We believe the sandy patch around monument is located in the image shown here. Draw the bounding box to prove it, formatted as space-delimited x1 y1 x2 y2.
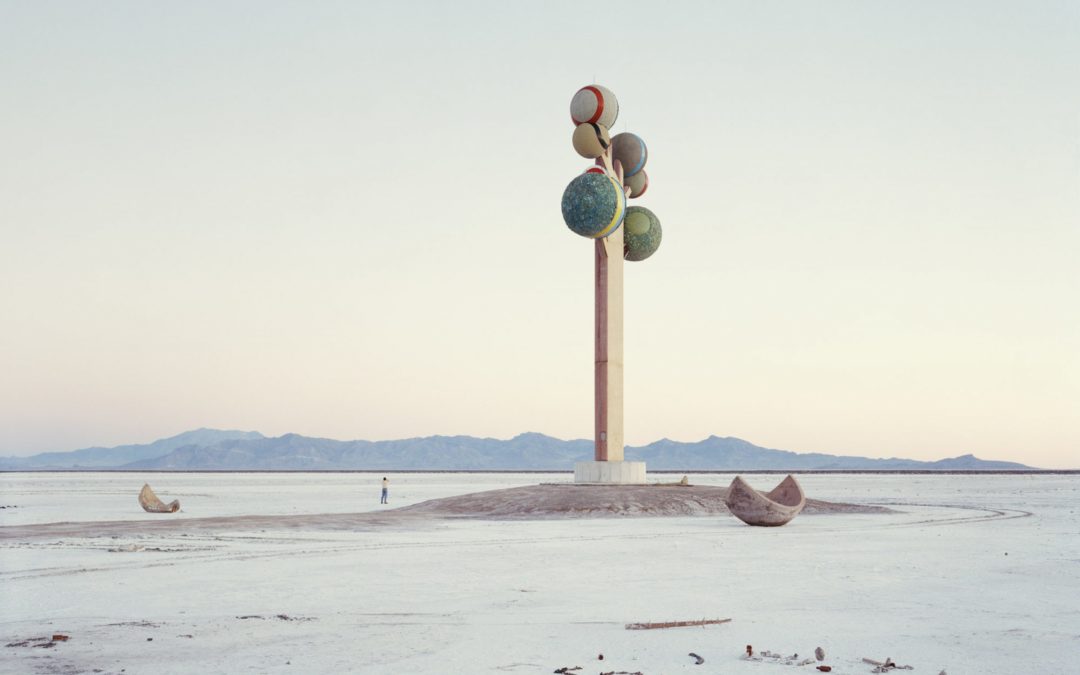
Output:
396 483 891 518
0 483 890 541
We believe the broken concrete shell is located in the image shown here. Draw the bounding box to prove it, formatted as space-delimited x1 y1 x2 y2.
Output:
138 483 180 513
724 474 806 527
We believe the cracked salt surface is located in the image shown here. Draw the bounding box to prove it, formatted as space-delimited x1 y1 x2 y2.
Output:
1 472 1077 674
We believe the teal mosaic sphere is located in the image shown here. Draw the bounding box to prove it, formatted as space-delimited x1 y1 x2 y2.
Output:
561 172 627 239
623 206 662 261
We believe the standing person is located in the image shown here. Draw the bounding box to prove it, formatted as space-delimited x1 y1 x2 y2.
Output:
380 477 389 504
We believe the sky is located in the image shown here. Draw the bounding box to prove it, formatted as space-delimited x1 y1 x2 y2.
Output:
1 1 1077 468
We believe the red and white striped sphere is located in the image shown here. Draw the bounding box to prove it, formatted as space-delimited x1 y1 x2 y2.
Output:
570 85 619 129
583 165 607 175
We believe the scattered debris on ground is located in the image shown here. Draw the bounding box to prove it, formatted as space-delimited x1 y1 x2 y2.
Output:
739 644 928 672
689 652 704 664
106 544 194 553
235 614 314 622
6 637 54 648
651 476 692 487
109 544 145 553
863 657 913 672
744 647 832 668
625 617 731 630
6 635 70 649
553 667 581 674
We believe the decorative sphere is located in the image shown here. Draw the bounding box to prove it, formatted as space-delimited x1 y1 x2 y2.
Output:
624 169 648 198
623 206 662 261
611 132 647 177
583 165 606 175
561 172 627 239
572 122 610 159
570 85 619 128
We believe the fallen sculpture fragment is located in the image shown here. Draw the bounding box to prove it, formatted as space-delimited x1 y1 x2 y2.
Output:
724 474 805 526
688 652 704 665
138 483 180 513
625 618 731 630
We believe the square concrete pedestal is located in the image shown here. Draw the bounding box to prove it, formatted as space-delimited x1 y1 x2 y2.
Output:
574 461 647 484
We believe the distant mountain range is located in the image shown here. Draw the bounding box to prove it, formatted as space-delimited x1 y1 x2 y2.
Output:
0 428 1037 471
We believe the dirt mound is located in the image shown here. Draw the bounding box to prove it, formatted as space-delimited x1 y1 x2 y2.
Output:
398 483 892 519
0 483 892 541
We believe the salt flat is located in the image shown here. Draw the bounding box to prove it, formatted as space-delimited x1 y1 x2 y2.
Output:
1 472 1078 674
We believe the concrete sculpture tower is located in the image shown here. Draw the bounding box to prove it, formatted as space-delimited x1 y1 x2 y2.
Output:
561 85 663 484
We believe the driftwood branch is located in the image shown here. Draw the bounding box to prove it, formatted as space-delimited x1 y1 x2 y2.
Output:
624 618 731 630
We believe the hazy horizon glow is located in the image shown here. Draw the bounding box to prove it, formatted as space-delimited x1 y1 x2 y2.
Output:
1 1 1077 468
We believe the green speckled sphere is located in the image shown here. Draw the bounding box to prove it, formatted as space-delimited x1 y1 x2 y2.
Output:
623 206 662 261
561 172 627 239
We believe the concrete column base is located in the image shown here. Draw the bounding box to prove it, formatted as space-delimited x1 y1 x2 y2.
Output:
574 461 647 484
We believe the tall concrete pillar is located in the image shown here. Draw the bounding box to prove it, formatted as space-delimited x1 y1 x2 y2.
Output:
575 224 645 484
594 231 624 461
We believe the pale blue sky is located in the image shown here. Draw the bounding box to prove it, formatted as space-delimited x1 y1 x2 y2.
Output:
1 1 1077 467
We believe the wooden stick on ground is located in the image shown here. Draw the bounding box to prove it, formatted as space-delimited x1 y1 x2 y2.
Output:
625 618 731 630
